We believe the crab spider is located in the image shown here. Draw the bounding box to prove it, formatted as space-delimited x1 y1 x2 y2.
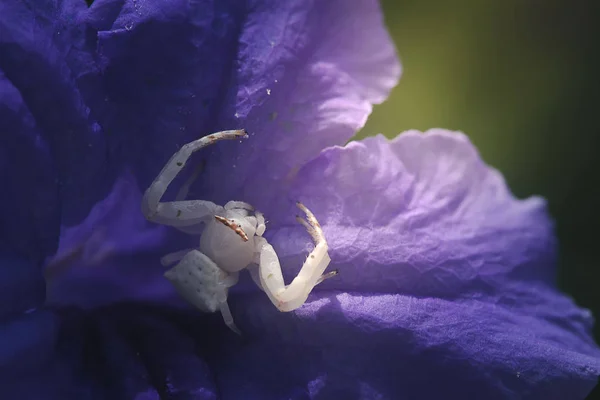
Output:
141 130 337 334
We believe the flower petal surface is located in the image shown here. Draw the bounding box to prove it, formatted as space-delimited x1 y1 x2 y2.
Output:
0 0 112 229
2 305 218 400
81 0 400 211
219 130 600 399
45 0 401 308
0 1 85 384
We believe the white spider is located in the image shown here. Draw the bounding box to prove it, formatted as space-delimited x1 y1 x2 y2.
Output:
141 129 337 334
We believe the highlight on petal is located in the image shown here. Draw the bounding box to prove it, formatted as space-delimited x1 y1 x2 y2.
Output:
220 129 600 399
202 0 402 209
274 129 556 296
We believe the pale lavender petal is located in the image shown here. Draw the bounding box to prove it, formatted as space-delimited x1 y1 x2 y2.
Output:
216 129 600 398
271 130 555 296
198 0 401 212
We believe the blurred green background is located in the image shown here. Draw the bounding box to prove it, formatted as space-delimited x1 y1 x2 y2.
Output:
363 0 599 381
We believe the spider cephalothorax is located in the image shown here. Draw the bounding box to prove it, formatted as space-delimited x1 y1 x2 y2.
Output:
141 130 337 333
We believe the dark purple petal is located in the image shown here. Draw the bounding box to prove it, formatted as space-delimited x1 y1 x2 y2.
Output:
0 0 112 229
0 72 56 318
0 5 67 385
0 70 59 265
3 305 219 399
0 309 58 382
45 172 178 308
82 0 240 189
0 255 46 319
0 76 57 382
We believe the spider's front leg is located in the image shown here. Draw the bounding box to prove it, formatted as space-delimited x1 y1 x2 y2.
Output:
141 130 247 227
255 202 337 312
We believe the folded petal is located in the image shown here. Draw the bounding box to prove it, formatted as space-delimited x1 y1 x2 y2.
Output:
45 172 180 308
217 129 600 398
272 130 556 296
200 0 402 210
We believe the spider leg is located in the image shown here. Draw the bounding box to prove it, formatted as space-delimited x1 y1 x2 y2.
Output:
170 162 207 234
175 162 205 201
217 270 242 335
254 202 334 312
219 301 242 335
142 130 247 227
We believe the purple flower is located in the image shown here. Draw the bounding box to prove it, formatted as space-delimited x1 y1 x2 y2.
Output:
1 0 599 399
